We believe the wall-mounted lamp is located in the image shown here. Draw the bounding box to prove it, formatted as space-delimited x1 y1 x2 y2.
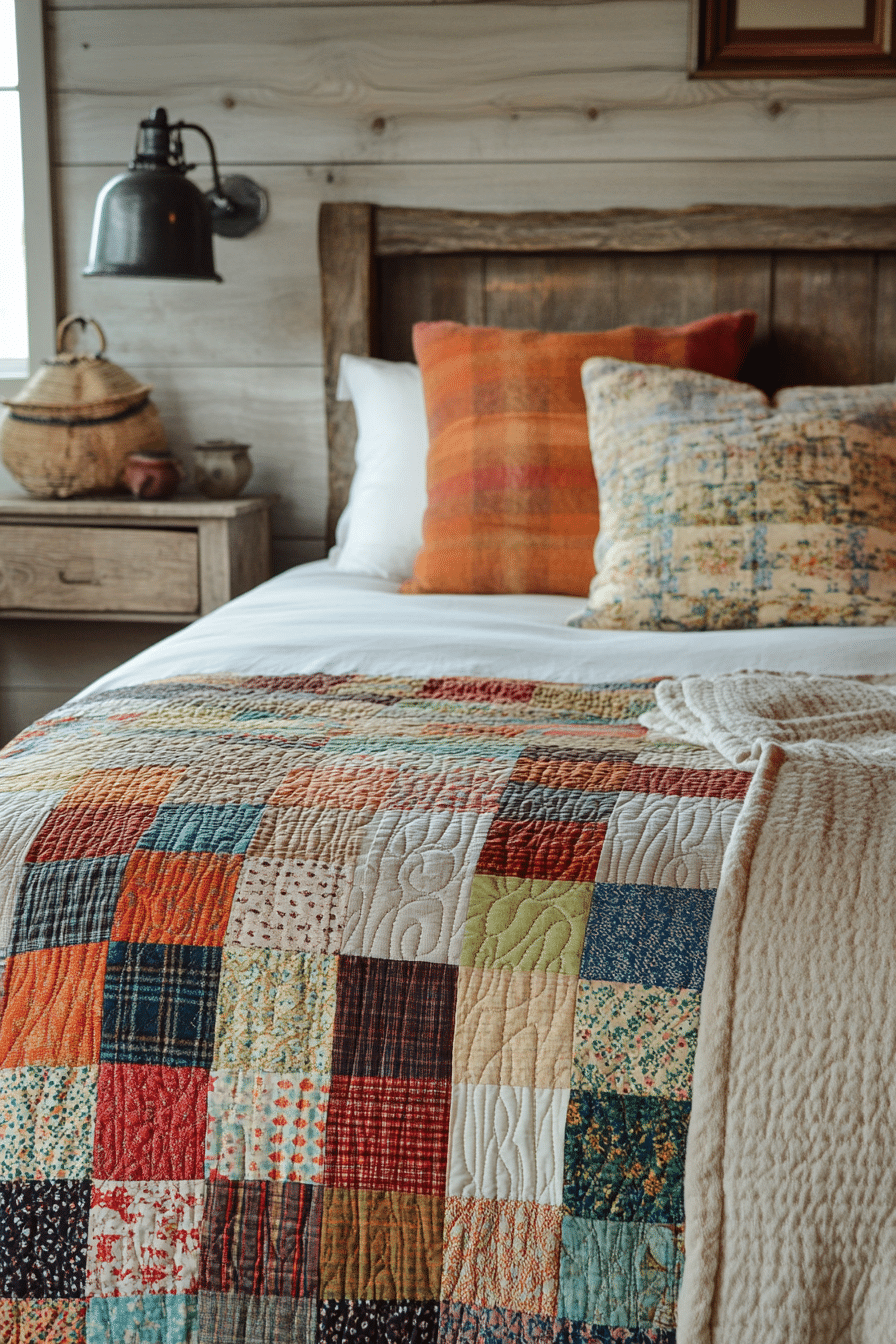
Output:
83 107 268 283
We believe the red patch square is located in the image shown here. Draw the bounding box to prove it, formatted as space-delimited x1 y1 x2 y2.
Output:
325 1075 450 1196
623 763 752 801
110 850 241 946
93 1063 208 1180
26 803 158 863
477 818 607 884
419 677 537 704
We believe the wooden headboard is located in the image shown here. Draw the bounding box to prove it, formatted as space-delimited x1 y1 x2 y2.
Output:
318 202 896 546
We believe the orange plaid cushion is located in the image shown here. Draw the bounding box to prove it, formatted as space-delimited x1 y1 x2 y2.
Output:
404 314 756 596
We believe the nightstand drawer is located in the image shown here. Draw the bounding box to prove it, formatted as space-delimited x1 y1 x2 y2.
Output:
0 524 199 614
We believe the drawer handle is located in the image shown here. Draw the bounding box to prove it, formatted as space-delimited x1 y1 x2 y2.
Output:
59 568 96 585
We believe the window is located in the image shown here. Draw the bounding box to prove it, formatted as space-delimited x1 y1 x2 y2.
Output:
1 0 55 399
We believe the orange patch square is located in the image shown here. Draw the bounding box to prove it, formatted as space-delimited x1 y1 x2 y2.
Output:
110 850 241 946
0 943 106 1066
0 1298 87 1343
60 766 184 810
269 761 402 811
442 1195 562 1318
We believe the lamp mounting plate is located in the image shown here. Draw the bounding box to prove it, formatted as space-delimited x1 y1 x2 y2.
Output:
208 175 269 239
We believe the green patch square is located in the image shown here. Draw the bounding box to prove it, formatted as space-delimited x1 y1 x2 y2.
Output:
573 980 700 1101
558 1215 683 1329
563 1091 688 1224
213 947 338 1074
460 876 593 976
0 1065 97 1180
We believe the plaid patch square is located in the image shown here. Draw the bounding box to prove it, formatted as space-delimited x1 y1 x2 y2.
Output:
461 876 592 976
477 819 607 885
0 943 106 1067
325 1075 450 1196
442 1196 562 1317
26 803 158 864
0 1066 97 1180
86 1179 204 1297
331 957 457 1081
213 949 337 1075
563 1092 689 1223
101 942 222 1069
341 809 492 965
452 967 577 1089
0 1298 88 1343
85 1294 196 1344
580 884 715 991
11 856 129 954
198 1293 317 1344
573 980 700 1100
225 856 351 954
0 1179 90 1298
318 1300 438 1344
0 789 65 953
137 802 265 856
319 1188 443 1300
93 1064 208 1180
201 1178 322 1296
558 1216 683 1330
448 1085 568 1206
205 1070 329 1184
110 850 241 947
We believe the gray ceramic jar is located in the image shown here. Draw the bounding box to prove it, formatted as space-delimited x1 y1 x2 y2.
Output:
193 440 253 498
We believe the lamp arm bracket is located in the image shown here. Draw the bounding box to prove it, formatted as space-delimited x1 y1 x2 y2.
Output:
171 121 229 205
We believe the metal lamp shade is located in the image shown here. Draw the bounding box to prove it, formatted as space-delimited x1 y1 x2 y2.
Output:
83 167 222 282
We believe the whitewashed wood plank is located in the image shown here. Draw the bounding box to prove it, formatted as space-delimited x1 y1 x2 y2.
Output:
54 4 896 165
52 0 671 7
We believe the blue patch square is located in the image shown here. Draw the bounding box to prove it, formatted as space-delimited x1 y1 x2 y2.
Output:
101 941 222 1068
563 1091 688 1224
580 882 715 990
557 1216 683 1329
11 855 130 954
137 802 265 856
86 1292 198 1343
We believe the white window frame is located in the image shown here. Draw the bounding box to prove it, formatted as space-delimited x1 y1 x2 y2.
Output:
1 0 56 401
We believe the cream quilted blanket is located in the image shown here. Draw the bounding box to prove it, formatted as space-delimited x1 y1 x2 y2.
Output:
645 672 896 1342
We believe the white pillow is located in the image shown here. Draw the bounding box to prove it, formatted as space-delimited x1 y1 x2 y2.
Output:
331 354 429 581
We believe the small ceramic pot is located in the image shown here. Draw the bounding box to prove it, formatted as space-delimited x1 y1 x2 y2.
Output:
193 440 253 499
122 452 183 499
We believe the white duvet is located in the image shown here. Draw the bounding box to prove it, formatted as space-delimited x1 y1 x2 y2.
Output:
82 560 896 696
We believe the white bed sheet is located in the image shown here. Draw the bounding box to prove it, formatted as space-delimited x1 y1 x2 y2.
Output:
79 560 896 696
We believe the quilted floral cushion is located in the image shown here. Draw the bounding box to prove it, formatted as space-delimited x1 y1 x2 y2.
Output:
570 360 896 630
403 314 756 597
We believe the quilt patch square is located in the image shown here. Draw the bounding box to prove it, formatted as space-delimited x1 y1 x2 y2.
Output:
101 942 222 1070
319 1188 443 1301
448 1084 568 1207
137 802 265 857
110 850 241 947
93 1064 208 1181
26 804 158 865
0 1178 91 1299
205 1070 329 1184
85 1293 196 1344
317 1300 438 1344
573 980 700 1100
461 877 592 977
12 856 129 954
0 788 65 953
0 1065 97 1180
331 957 457 1081
225 856 351 954
201 1178 321 1297
476 819 607 885
0 1297 88 1343
325 1075 450 1196
247 805 372 870
60 766 184 810
198 1292 317 1344
341 809 492 964
86 1179 204 1297
452 966 577 1089
558 1216 683 1331
213 948 337 1075
595 793 741 892
563 1092 688 1224
509 747 638 793
496 782 618 826
441 1196 563 1317
580 884 715 991
0 943 106 1067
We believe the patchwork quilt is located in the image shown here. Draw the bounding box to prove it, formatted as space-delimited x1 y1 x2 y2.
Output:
0 672 750 1344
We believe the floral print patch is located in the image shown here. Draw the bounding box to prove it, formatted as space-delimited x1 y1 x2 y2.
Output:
0 1065 97 1179
213 948 338 1074
0 1297 88 1343
441 1196 563 1317
573 981 699 1100
205 1069 329 1183
85 1180 204 1297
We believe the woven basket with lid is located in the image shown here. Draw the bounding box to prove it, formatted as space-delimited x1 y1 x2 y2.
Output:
0 315 167 497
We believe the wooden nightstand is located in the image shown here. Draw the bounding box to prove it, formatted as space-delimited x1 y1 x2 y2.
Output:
0 495 275 624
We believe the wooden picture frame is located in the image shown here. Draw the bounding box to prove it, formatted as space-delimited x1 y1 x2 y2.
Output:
690 0 896 76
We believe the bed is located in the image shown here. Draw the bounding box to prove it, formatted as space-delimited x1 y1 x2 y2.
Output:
2 201 896 1344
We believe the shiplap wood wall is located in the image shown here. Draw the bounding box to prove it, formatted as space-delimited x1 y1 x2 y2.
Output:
3 0 896 740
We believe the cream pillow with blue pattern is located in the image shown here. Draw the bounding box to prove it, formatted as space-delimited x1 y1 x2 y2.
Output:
570 359 896 630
